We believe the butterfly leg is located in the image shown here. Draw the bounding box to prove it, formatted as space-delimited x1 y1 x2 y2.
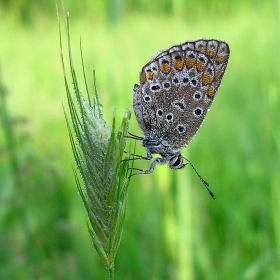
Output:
125 132 144 140
129 156 170 177
122 151 151 162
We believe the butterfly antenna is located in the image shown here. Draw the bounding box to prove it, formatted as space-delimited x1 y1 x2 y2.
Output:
183 157 216 199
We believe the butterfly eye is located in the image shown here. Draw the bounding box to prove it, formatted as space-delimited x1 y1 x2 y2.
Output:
171 157 181 167
169 155 184 169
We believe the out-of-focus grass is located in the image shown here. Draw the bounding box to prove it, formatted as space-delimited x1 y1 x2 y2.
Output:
0 1 279 279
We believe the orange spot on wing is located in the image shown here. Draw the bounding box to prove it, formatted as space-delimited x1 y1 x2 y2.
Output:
216 56 226 63
207 86 215 98
186 58 195 68
203 73 213 85
206 50 215 57
160 63 171 74
141 72 146 84
173 59 184 70
146 70 153 80
197 61 206 72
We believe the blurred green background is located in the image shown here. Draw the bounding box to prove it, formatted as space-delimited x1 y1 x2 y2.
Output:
1 0 280 279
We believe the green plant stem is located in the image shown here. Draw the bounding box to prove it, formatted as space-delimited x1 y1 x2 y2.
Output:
109 265 114 280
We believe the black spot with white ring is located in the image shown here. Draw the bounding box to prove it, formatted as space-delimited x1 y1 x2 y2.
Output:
150 84 161 92
190 78 198 87
173 78 179 85
187 52 195 59
175 54 182 60
183 77 189 84
143 94 152 103
193 91 202 101
166 113 174 122
207 67 213 75
163 81 171 89
198 56 206 63
176 124 187 134
156 108 163 117
193 107 203 117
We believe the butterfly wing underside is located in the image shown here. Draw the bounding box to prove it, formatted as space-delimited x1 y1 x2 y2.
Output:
133 39 230 151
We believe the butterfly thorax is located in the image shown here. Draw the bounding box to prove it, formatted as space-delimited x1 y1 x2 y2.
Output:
142 135 181 157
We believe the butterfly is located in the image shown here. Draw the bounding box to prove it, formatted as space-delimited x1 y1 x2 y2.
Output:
131 39 230 198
